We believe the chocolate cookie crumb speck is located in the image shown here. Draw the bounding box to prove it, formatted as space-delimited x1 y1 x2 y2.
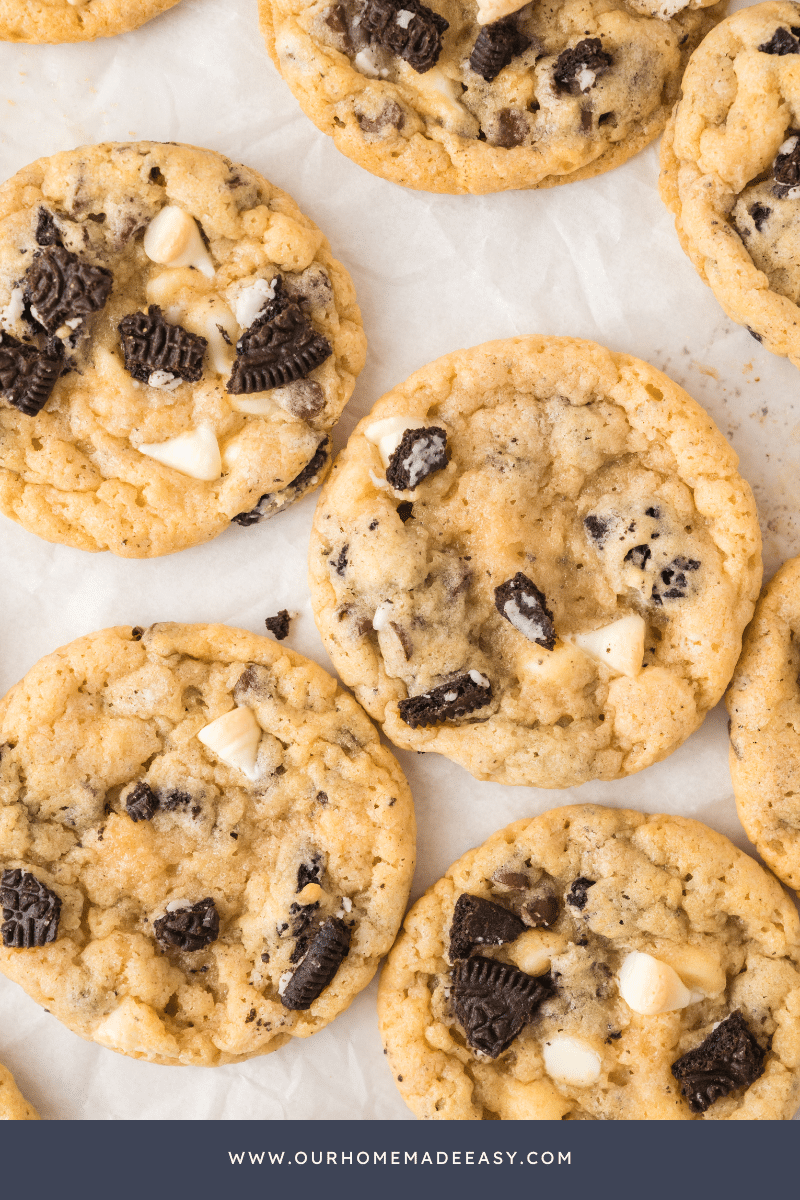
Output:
566 878 595 910
265 610 291 640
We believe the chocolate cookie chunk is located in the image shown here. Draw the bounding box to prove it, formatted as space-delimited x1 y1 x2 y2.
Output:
227 277 332 395
494 572 556 649
671 1011 766 1113
265 610 291 640
451 955 552 1057
1 869 61 948
125 781 159 823
385 426 448 491
24 245 112 333
0 333 63 416
153 897 220 952
281 917 351 1009
398 671 492 728
360 0 448 73
553 38 613 95
758 24 800 51
118 305 207 384
448 893 525 960
469 19 529 81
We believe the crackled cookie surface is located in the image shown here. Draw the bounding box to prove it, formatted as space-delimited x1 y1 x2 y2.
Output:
0 623 414 1066
0 1062 39 1119
0 142 365 556
259 0 726 194
378 805 800 1120
727 556 800 892
659 2 800 366
309 336 761 787
0 0 180 43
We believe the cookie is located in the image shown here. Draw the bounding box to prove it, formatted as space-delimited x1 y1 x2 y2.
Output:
309 336 761 787
0 1062 39 1119
0 623 415 1066
727 556 800 892
0 142 366 556
258 0 727 194
377 804 800 1119
659 2 800 367
0 0 180 42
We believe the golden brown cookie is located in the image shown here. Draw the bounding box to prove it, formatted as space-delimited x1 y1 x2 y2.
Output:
0 0 180 43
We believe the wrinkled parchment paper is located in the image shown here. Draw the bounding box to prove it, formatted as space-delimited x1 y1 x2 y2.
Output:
0 0 798 1120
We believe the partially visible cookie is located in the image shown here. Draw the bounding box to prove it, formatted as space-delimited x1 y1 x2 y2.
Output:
0 1062 39 1119
0 623 415 1066
378 805 800 1120
0 0 180 43
259 0 727 194
0 142 366 556
309 336 761 787
727 556 800 891
660 2 800 367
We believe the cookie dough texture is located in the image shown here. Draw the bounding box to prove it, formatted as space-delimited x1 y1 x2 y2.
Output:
0 0 180 43
660 2 800 365
309 336 762 788
0 623 415 1066
0 1062 39 1119
0 142 365 556
378 805 800 1120
259 0 727 194
727 556 800 892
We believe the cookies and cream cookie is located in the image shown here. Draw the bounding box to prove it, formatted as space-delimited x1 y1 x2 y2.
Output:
378 805 800 1119
259 0 727 194
0 0 180 43
727 556 800 892
0 623 414 1066
660 2 800 366
0 142 366 556
309 336 761 788
0 1062 39 1119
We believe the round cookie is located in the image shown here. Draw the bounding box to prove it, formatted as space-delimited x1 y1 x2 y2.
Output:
0 623 415 1066
0 1062 39 1119
727 556 800 892
660 2 800 368
378 804 800 1120
0 142 366 557
259 0 727 194
309 336 761 788
0 0 180 43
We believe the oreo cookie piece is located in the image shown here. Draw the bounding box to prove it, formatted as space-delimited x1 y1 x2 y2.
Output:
758 25 800 53
23 245 112 333
651 556 700 605
265 610 291 640
0 333 64 416
35 208 62 248
451 955 553 1057
153 897 220 952
470 19 529 82
297 855 324 891
280 916 351 1009
398 671 492 728
118 305 207 384
553 38 613 95
584 513 613 546
494 573 556 649
749 203 772 232
385 426 448 491
671 1011 766 1113
448 893 525 960
125 781 158 823
227 277 331 395
360 0 449 74
1 869 61 948
232 437 330 526
773 131 800 196
566 877 595 909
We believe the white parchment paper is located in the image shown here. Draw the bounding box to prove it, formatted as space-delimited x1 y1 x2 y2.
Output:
0 0 798 1121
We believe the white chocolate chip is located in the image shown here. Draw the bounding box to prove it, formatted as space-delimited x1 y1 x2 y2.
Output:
166 899 192 913
476 0 527 22
143 206 214 278
354 47 387 77
229 392 280 416
618 951 701 1015
342 896 352 912
412 66 472 130
372 600 394 631
197 706 262 781
468 669 490 688
507 930 566 977
137 424 222 481
364 416 422 468
542 1035 602 1087
234 278 275 329
296 883 324 906
568 613 645 678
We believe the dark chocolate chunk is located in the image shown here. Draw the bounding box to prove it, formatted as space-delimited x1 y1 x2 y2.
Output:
35 208 62 247
280 916 351 1009
521 895 560 928
773 131 800 195
399 671 492 728
624 544 651 569
671 1011 766 1113
24 245 112 333
451 955 553 1058
131 626 144 640
118 305 206 384
227 276 331 395
1 868 61 948
360 0 448 73
0 332 64 416
566 877 595 910
385 426 448 491
358 101 406 134
749 203 772 232
584 513 612 546
470 18 529 81
396 500 414 522
265 609 291 640
492 108 528 148
651 555 700 605
553 38 612 95
758 26 800 54
297 855 324 891
153 897 219 952
449 893 526 960
126 781 158 823
491 869 530 891
494 572 556 649
330 544 349 576
645 506 660 518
